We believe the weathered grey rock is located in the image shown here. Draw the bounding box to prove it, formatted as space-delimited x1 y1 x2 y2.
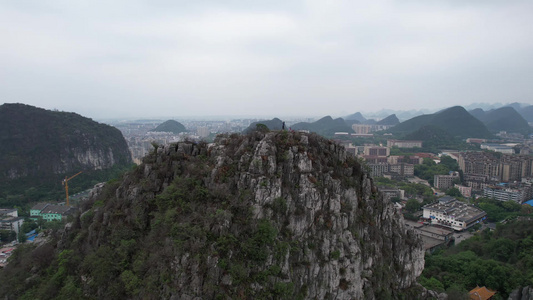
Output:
509 286 533 300
53 132 426 299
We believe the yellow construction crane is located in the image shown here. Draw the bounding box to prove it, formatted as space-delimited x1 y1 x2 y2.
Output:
63 171 82 206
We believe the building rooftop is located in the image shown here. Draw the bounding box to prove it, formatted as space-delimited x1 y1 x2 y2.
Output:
40 205 71 215
469 286 496 300
31 203 50 211
0 209 17 215
418 225 453 236
0 217 23 223
423 197 486 223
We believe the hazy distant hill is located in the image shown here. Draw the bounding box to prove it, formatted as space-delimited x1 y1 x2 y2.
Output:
468 108 485 120
343 119 361 127
469 107 530 135
244 118 284 132
404 125 460 148
518 105 533 122
376 114 400 126
150 120 187 134
0 103 132 202
292 116 352 136
388 106 492 139
345 112 367 123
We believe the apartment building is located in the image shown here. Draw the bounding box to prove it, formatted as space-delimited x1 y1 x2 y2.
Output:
459 152 533 184
363 146 389 157
434 172 460 190
387 140 423 148
483 184 532 203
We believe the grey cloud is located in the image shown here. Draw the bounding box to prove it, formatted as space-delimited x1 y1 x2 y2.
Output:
0 0 532 119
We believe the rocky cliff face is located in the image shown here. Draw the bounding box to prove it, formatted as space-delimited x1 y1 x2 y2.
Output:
0 103 132 181
0 130 425 299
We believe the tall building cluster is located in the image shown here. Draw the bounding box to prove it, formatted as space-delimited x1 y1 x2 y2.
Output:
459 151 533 203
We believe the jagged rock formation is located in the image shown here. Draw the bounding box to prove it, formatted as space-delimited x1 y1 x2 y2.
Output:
0 104 132 196
0 131 425 299
509 286 533 300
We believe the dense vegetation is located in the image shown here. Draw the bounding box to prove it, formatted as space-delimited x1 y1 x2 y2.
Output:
0 103 133 206
414 156 460 186
404 125 479 151
374 177 435 200
473 197 529 222
420 220 533 299
0 164 133 215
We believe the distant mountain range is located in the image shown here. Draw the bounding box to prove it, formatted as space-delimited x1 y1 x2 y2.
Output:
244 118 284 133
515 105 533 123
150 120 187 134
469 107 530 135
292 116 352 136
376 114 400 126
387 106 492 139
244 103 531 140
345 112 367 123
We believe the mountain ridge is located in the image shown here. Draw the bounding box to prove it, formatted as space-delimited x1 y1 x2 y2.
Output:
0 131 428 299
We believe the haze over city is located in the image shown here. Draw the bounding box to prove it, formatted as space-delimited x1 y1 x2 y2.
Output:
1 0 532 119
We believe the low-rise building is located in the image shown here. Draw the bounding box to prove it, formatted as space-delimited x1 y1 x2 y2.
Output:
30 203 74 222
434 172 460 190
480 143 514 154
483 185 530 203
387 139 423 148
404 220 454 253
40 205 73 222
422 196 486 231
389 163 414 177
454 184 472 198
0 209 23 235
0 209 18 218
378 187 404 200
30 203 49 217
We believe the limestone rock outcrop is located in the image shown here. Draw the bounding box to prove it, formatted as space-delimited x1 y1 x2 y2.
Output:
1 130 426 299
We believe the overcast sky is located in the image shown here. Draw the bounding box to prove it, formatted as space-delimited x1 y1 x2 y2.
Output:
1 0 532 119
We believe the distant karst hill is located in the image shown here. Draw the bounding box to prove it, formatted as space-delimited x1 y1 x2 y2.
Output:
469 107 531 135
243 118 284 133
292 116 353 136
0 131 428 299
404 125 462 148
517 105 533 122
344 112 367 123
0 103 132 200
387 106 492 139
376 114 400 126
150 120 187 134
